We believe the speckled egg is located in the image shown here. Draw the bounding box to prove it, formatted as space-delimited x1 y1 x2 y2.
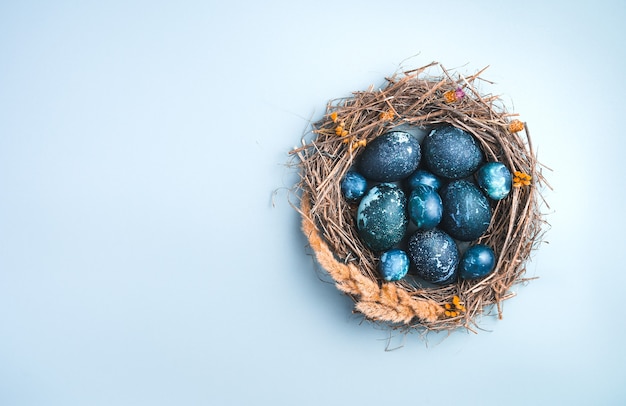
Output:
357 131 421 182
407 229 459 285
405 169 443 191
476 162 512 200
423 126 484 180
459 244 496 280
356 183 408 252
440 180 492 241
341 171 368 202
408 184 442 230
379 249 410 282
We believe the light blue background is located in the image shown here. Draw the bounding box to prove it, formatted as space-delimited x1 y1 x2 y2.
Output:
1 1 625 405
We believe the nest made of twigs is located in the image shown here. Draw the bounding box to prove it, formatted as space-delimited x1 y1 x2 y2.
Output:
291 62 549 333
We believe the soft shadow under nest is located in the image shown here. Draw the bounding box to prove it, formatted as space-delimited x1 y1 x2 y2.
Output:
291 62 550 333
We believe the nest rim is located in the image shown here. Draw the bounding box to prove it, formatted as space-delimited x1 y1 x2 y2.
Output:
291 62 549 333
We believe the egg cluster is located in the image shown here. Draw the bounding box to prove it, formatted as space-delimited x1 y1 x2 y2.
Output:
341 125 512 285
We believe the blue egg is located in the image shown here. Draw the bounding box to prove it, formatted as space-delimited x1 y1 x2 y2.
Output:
423 126 484 180
459 244 496 280
408 184 442 230
357 131 421 182
356 183 408 252
405 169 442 191
341 171 368 202
476 162 512 200
407 229 459 285
440 180 492 241
379 249 410 282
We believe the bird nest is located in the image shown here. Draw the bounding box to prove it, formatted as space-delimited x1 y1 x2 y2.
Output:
291 62 549 333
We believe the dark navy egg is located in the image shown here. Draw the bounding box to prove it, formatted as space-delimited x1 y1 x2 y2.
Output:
357 131 421 182
407 229 459 285
440 180 492 241
405 169 443 191
379 249 410 282
423 126 484 180
408 184 442 230
476 162 512 200
356 183 408 252
341 171 368 202
459 244 496 280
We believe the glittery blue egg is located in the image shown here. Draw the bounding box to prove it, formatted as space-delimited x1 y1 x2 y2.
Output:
476 162 512 200
407 229 459 285
405 169 443 191
379 249 410 282
459 244 496 280
356 183 408 252
357 131 421 182
423 126 484 180
408 184 442 230
341 171 368 202
440 180 492 241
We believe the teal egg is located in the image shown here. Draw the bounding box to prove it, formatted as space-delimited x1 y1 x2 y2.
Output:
408 184 442 230
476 162 512 200
407 229 459 285
341 171 368 202
356 183 408 252
423 125 484 180
405 169 442 191
357 131 421 182
459 244 496 280
379 249 410 282
440 180 492 241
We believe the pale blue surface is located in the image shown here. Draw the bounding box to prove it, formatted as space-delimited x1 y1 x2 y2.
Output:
1 1 626 405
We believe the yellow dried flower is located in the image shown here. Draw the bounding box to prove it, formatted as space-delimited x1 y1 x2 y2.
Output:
330 112 338 123
443 90 457 103
334 121 349 137
443 87 466 103
444 296 466 317
350 139 367 152
509 120 524 133
513 171 532 187
379 109 395 121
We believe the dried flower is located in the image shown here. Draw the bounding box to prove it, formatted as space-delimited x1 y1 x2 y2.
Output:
444 295 466 317
444 87 466 103
379 109 395 121
334 119 349 137
349 138 367 152
509 120 524 133
513 171 532 187
443 90 456 103
330 112 338 123
335 125 348 137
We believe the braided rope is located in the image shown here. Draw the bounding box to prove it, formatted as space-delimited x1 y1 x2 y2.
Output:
300 192 443 324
